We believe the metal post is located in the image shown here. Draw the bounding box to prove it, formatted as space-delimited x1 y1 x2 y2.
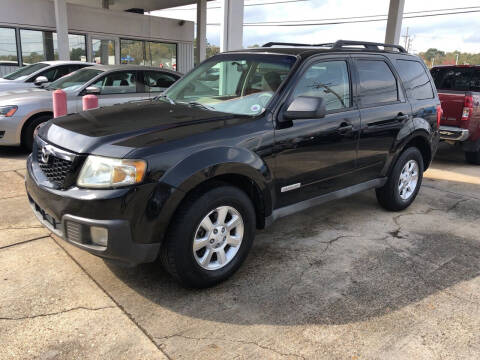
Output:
385 0 405 45
220 0 244 52
54 0 70 60
195 0 207 64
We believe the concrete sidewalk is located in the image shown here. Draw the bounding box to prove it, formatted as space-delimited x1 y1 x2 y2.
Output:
1 143 479 359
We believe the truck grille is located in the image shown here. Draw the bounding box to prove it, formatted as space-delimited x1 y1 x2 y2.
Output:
37 151 74 187
34 137 83 189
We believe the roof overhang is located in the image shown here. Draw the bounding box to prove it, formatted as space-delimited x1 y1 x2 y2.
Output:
65 0 212 12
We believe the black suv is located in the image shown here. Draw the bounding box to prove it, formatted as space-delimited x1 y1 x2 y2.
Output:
26 40 440 288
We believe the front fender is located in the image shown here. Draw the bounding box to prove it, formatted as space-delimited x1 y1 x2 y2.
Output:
149 147 273 243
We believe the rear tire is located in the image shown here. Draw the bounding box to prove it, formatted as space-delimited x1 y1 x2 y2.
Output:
22 114 52 152
465 150 480 165
376 147 424 211
160 185 256 288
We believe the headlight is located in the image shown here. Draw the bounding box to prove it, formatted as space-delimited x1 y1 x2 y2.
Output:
0 105 18 117
77 155 147 188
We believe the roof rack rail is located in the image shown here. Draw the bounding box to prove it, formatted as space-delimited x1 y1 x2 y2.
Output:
331 40 407 53
262 42 317 47
262 40 407 53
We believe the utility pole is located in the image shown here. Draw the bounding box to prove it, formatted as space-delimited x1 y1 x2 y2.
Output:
401 27 409 49
455 53 459 65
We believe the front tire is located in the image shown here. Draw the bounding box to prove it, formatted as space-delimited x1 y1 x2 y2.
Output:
22 114 52 152
160 185 256 288
376 147 424 211
465 150 480 165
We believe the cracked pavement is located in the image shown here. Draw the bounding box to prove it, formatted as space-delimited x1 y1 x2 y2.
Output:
1 142 479 359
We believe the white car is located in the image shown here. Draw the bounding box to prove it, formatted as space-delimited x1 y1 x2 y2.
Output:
0 61 94 92
0 65 181 150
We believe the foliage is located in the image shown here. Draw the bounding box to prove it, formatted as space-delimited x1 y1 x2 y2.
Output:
419 48 480 68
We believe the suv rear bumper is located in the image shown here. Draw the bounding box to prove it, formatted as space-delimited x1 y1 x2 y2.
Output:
25 155 161 266
439 126 470 142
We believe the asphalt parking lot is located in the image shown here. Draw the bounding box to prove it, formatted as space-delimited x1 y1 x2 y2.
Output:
1 143 479 360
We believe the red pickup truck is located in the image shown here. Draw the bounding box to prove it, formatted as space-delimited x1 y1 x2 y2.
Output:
430 65 480 164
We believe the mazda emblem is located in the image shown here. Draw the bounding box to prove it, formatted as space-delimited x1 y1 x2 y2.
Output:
41 146 51 164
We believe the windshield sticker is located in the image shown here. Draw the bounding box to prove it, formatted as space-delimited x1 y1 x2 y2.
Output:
251 104 262 113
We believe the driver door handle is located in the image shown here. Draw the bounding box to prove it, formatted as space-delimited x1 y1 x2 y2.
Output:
337 122 353 134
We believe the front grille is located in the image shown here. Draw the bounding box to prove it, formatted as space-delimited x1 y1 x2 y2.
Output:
37 151 75 187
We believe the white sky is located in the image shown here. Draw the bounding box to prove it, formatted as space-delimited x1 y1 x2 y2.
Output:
152 0 480 53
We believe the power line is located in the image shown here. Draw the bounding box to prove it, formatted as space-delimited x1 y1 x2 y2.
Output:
238 6 480 25
162 0 309 10
205 9 480 26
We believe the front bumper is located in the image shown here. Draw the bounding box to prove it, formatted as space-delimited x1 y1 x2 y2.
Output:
26 155 162 266
0 115 23 146
439 126 470 142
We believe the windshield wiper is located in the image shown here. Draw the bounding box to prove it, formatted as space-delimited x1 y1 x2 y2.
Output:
187 101 215 111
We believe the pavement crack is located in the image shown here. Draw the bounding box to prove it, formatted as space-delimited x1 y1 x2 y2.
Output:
0 225 44 231
50 235 173 360
0 306 115 321
155 334 306 359
0 235 49 250
447 198 470 212
0 195 25 201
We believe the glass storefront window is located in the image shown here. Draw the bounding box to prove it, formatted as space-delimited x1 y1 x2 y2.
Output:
146 41 177 71
0 27 18 64
20 29 56 63
92 39 115 65
120 39 144 65
68 34 86 61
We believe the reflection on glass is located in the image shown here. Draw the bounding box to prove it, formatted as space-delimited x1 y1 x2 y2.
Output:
146 42 176 71
20 29 56 63
92 39 115 65
68 34 86 61
120 39 144 65
0 27 18 64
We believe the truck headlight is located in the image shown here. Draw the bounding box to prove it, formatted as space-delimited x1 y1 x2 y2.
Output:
0 105 18 117
77 155 146 188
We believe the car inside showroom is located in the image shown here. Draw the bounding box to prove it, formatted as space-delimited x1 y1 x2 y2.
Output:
1 0 479 359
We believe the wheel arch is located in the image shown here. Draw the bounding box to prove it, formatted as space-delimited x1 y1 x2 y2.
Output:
19 111 54 146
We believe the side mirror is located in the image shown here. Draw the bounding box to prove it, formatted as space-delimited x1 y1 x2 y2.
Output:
84 86 101 95
34 76 49 86
283 96 326 120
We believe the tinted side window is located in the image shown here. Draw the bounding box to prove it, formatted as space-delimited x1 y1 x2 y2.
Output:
36 65 70 82
396 60 433 100
92 71 138 95
357 60 398 106
143 71 178 93
292 60 351 112
430 67 478 91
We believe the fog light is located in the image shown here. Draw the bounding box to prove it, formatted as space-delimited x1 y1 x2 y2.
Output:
90 226 108 247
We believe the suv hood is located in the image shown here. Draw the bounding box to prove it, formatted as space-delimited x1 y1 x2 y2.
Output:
39 100 251 157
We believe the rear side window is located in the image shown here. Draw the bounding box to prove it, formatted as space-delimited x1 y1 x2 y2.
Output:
430 67 480 92
357 60 398 106
396 60 434 100
143 71 178 93
92 71 138 94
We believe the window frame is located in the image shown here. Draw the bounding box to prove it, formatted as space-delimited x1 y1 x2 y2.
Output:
0 26 19 66
120 38 178 69
283 55 355 117
352 55 406 109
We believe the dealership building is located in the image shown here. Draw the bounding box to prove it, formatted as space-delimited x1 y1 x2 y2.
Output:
0 0 405 76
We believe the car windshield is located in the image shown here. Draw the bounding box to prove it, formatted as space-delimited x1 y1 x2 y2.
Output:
2 63 49 80
164 54 297 116
47 68 103 92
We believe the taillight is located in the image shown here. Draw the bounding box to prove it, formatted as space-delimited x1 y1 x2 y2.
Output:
461 95 473 121
436 105 443 128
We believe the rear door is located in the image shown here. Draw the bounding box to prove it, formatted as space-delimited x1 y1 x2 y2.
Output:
353 55 412 182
